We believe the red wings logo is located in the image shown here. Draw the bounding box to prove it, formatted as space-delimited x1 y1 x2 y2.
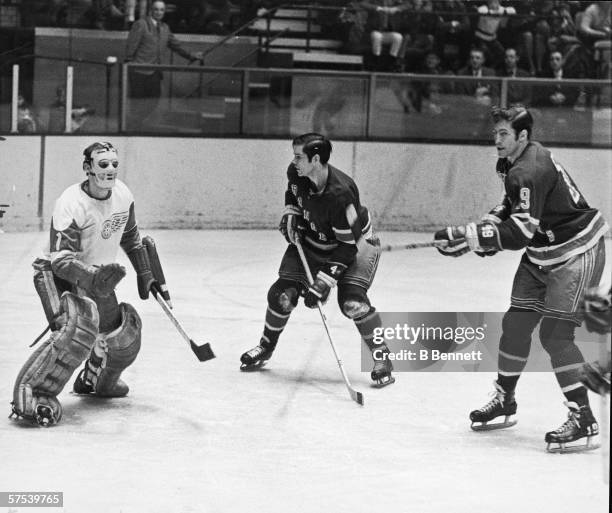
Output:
101 212 129 239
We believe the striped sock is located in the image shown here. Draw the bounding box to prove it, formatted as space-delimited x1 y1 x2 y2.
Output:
262 306 291 347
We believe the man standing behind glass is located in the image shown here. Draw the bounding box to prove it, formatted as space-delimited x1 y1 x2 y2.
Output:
125 0 203 130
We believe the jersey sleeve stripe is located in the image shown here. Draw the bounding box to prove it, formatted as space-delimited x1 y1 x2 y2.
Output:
510 214 537 239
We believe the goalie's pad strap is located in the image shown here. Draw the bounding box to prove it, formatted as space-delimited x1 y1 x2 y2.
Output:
93 302 142 396
12 292 99 421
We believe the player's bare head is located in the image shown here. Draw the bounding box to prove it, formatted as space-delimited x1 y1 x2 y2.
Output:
83 141 119 191
292 133 332 165
491 105 533 140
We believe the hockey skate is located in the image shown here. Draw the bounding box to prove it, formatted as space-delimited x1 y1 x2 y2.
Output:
470 381 517 431
370 351 395 387
72 356 129 398
545 401 600 453
240 340 276 371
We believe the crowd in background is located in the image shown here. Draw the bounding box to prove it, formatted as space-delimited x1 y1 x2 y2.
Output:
14 1 610 80
6 0 610 132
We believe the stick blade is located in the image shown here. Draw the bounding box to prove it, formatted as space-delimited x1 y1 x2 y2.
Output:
190 340 216 362
350 389 364 406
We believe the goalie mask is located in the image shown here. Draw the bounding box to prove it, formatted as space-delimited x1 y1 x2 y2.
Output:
83 141 119 191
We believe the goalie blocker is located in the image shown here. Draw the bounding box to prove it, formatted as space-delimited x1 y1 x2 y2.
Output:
127 236 172 306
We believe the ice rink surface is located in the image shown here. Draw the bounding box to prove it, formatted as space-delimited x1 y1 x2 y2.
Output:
0 230 609 513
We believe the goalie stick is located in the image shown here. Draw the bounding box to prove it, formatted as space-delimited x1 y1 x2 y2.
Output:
295 238 364 406
153 290 215 362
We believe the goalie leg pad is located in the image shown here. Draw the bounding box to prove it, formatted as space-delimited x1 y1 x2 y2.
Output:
87 302 142 397
11 292 99 425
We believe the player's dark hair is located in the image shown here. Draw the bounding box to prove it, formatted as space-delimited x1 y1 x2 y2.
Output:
292 133 332 164
491 105 533 139
83 141 116 165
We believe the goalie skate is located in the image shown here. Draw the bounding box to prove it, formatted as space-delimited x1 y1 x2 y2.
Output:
545 402 600 453
371 360 395 388
240 340 275 371
470 381 517 431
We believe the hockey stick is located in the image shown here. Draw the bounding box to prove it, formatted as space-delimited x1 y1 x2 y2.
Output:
152 291 215 362
294 239 364 406
381 240 442 252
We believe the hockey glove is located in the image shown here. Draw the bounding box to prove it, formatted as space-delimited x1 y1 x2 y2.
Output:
91 263 126 297
433 226 470 257
127 245 156 300
304 262 346 308
279 213 306 245
579 361 611 395
582 286 612 334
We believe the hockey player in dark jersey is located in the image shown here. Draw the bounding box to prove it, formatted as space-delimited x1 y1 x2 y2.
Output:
10 142 168 426
240 133 394 387
433 106 609 451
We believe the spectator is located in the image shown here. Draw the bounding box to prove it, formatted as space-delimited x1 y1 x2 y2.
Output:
536 50 580 107
503 0 554 76
400 0 438 72
433 0 471 72
473 0 516 70
48 86 96 133
497 47 532 105
547 3 579 57
457 47 497 105
125 0 204 130
17 94 39 133
360 0 407 71
578 1 611 78
413 51 454 113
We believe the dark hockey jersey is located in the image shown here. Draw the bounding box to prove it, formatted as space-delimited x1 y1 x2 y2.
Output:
284 163 373 268
486 142 608 265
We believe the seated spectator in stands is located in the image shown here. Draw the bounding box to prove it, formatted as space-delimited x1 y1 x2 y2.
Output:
536 50 580 107
337 2 370 55
497 47 532 105
412 51 454 113
578 1 611 78
457 47 497 105
400 0 438 72
546 3 579 56
473 0 516 70
360 0 407 71
433 0 471 72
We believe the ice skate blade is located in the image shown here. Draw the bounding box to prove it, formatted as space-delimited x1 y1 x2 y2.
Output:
471 419 517 431
371 375 395 388
546 439 600 454
240 360 269 372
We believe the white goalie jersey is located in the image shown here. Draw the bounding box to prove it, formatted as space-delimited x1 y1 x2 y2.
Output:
49 179 136 266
